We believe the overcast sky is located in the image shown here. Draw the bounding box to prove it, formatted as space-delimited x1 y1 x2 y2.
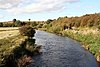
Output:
0 0 100 21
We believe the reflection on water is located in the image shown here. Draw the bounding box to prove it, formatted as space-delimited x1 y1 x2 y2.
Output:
30 30 98 67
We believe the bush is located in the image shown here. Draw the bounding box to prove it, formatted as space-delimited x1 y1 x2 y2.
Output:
15 20 22 27
74 22 80 27
46 19 53 24
97 25 100 30
19 26 36 38
0 23 3 27
2 23 15 27
49 26 62 34
31 22 38 27
37 24 43 28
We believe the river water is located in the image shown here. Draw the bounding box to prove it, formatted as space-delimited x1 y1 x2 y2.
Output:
29 30 98 67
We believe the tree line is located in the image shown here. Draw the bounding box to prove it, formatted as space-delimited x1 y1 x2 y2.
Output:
0 18 45 29
41 13 100 32
0 13 100 29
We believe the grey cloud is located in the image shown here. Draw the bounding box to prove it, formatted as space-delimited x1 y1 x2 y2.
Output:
0 0 24 9
0 0 79 14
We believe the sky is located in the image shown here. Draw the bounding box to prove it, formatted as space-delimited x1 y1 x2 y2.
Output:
0 0 100 22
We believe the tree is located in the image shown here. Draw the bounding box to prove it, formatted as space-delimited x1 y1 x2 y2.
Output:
15 20 22 27
27 19 31 25
46 19 53 24
28 19 31 22
64 16 68 18
13 19 16 23
19 26 36 38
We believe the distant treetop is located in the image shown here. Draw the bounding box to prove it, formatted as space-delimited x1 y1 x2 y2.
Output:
13 19 16 23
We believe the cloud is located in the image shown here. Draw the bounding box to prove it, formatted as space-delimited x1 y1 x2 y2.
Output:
0 0 25 9
0 0 79 14
0 14 4 18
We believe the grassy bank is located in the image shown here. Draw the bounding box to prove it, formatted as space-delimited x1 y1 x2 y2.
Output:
0 28 21 64
61 28 100 57
0 27 41 67
0 35 28 66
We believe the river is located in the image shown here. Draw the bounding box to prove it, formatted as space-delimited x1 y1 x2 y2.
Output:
29 30 98 67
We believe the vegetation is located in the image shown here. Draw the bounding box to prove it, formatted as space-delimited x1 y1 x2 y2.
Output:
61 28 100 57
0 35 27 66
0 26 41 67
19 26 35 38
15 20 22 27
28 19 31 22
13 19 16 23
35 13 100 63
97 25 100 30
0 13 100 66
0 23 3 27
39 13 100 30
0 13 100 28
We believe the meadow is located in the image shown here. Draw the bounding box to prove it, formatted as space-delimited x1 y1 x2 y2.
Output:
0 27 40 67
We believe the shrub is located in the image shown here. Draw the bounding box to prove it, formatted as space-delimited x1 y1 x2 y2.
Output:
31 22 38 27
42 24 47 28
0 23 3 27
46 19 53 24
19 26 36 38
2 23 15 27
46 24 52 29
74 22 80 27
63 25 68 30
49 26 62 34
36 24 43 28
97 25 100 30
15 20 22 27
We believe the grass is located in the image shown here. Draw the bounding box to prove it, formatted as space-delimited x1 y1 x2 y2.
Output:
0 27 18 31
62 29 100 57
0 27 19 39
60 28 100 65
0 35 27 64
0 28 20 64
0 27 41 66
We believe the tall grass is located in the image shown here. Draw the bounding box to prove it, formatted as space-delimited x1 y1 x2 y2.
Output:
0 35 27 64
62 29 100 57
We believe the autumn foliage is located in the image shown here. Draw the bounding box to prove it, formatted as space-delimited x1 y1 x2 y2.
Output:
47 13 100 28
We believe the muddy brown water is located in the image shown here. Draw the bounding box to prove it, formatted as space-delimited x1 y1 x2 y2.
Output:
29 30 98 67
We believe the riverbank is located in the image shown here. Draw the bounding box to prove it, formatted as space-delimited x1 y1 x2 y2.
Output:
62 28 100 66
0 27 20 64
0 34 27 66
